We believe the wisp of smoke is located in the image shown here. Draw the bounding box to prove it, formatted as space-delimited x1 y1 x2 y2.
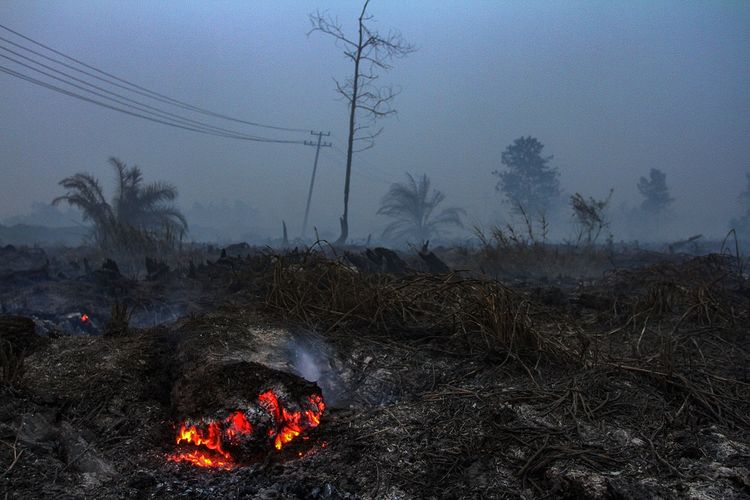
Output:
285 329 347 408
294 347 321 383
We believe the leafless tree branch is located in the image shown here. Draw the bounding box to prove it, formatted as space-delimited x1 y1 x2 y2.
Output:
307 11 357 47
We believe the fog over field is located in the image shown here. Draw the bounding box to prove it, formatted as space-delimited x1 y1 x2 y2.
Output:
1 0 748 244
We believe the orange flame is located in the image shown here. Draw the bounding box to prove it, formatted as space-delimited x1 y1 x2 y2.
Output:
167 449 233 469
170 410 253 468
169 390 325 468
258 390 326 450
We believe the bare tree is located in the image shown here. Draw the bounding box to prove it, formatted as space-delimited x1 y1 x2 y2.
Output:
309 0 415 245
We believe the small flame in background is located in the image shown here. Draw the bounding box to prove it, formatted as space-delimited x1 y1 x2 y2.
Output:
168 389 325 469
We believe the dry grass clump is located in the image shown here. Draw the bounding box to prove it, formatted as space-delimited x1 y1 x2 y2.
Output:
614 255 743 327
264 251 568 358
471 224 613 280
589 255 750 428
103 301 132 337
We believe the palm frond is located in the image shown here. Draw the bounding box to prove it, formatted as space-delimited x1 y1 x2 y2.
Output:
381 219 414 241
430 207 465 227
137 182 178 208
109 157 128 202
140 205 188 231
53 173 112 222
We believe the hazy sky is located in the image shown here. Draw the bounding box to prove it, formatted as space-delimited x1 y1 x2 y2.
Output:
1 1 748 241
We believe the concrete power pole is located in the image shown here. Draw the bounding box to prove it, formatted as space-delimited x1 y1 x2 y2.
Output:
302 130 332 238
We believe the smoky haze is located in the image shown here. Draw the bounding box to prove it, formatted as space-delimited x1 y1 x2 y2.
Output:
1 1 748 244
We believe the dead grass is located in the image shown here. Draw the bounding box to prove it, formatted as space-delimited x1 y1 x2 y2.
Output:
2 246 749 498
103 301 131 337
263 250 571 359
470 224 614 280
612 255 743 328
580 255 750 429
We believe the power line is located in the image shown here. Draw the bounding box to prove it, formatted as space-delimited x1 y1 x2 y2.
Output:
0 47 296 141
0 64 306 144
0 60 305 143
0 23 312 133
0 42 240 135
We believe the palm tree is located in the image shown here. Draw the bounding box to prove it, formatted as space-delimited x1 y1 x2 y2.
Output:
53 157 187 248
109 158 187 233
52 172 115 245
377 173 465 244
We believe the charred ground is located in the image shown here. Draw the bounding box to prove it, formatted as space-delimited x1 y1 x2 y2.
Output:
1 243 749 499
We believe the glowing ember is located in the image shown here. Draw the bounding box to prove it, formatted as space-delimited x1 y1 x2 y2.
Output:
80 313 89 322
258 390 325 450
169 410 254 468
169 389 325 468
167 449 233 469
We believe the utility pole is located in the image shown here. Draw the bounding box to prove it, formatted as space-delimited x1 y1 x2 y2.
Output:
302 130 332 238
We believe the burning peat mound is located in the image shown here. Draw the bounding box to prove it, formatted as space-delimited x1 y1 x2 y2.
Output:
1 247 749 498
169 361 325 467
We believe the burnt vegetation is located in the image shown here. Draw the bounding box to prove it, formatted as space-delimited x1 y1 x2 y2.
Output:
1 236 749 498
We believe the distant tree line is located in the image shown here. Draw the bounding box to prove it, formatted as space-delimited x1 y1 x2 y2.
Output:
51 151 749 250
